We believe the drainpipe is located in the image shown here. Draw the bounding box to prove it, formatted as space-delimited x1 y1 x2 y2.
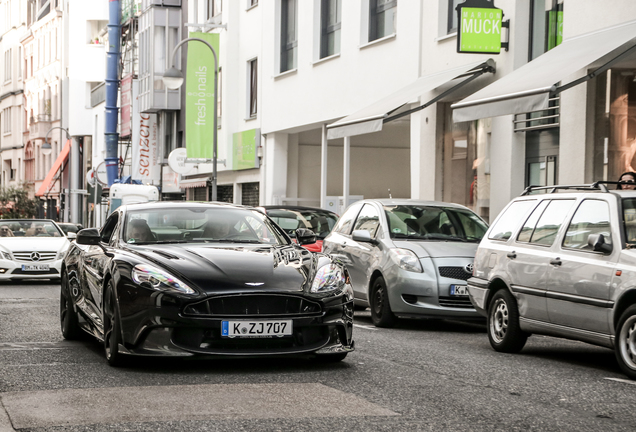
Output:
104 0 121 186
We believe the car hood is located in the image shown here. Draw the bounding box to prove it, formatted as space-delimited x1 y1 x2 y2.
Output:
0 237 69 252
392 240 479 258
129 243 321 294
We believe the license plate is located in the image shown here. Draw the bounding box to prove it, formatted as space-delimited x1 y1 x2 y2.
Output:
221 320 292 338
21 264 50 272
450 285 468 296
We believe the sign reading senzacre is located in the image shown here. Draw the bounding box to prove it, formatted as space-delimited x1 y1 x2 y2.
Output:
131 79 160 184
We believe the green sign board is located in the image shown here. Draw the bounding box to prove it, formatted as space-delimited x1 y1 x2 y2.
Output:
456 0 504 54
547 10 563 51
232 129 260 171
185 32 220 159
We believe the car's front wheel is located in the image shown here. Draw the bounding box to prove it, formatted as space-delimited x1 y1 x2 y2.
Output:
487 289 528 353
370 276 396 328
103 280 127 367
615 305 636 380
60 270 82 340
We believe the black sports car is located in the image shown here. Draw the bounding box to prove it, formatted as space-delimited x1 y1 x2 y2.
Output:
60 202 354 366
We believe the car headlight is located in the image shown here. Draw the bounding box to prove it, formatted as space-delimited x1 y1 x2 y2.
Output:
389 248 423 273
311 264 346 293
1 251 11 261
131 264 196 295
57 249 68 260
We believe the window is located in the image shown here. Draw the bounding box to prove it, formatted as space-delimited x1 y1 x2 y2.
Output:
248 0 258 7
100 213 120 244
207 0 222 19
17 46 22 79
2 108 11 134
526 199 574 246
563 200 612 250
488 200 536 241
529 0 564 61
447 0 461 34
248 58 257 118
517 200 549 243
4 49 11 83
320 0 341 58
369 0 396 42
333 203 363 235
353 204 380 237
280 0 298 73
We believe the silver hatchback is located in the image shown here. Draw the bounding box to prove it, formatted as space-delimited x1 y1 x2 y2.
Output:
322 199 488 327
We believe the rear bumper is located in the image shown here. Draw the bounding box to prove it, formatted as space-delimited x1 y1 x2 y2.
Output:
467 277 489 317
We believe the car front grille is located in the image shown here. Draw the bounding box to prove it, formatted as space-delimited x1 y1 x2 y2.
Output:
13 252 57 262
438 266 472 281
438 296 474 309
183 294 323 318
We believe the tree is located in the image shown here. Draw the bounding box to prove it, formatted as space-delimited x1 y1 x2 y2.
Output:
0 185 39 219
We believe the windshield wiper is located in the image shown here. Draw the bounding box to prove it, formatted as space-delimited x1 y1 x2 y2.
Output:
391 233 468 242
128 240 188 245
190 238 263 244
391 233 429 240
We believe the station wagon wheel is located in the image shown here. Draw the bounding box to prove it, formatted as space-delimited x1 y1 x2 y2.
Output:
103 280 127 367
487 289 528 353
370 276 396 328
615 305 636 379
60 270 82 340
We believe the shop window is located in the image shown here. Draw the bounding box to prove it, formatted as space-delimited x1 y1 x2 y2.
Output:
529 0 564 61
443 105 491 221
217 185 233 203
241 182 260 207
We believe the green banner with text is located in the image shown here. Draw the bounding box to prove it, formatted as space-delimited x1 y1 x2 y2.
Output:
186 32 220 159
457 7 503 54
232 129 260 170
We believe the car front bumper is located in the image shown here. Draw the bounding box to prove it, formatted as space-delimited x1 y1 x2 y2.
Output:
0 258 62 280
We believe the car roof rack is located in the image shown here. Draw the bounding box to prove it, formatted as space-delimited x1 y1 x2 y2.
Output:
521 182 612 196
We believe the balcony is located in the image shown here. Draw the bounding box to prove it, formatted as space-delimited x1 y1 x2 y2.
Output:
29 115 53 141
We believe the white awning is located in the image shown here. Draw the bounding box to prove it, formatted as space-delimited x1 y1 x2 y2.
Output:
452 19 636 122
326 60 495 139
179 178 209 189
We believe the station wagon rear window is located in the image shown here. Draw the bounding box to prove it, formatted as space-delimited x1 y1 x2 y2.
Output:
488 201 536 241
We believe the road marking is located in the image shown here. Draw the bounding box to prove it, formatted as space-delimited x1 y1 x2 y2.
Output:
353 324 377 331
0 342 81 351
1 383 398 429
604 377 636 385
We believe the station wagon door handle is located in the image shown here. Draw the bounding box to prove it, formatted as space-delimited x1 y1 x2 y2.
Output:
550 258 562 266
506 252 517 259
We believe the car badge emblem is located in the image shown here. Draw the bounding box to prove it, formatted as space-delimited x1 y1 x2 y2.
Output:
464 263 474 274
245 282 265 286
30 252 41 262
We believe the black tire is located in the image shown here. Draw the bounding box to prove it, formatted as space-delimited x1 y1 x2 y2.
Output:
370 276 396 328
316 352 348 363
487 289 528 353
615 305 636 380
103 280 127 367
60 270 82 340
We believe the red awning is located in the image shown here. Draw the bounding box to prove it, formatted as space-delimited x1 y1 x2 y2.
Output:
35 139 71 197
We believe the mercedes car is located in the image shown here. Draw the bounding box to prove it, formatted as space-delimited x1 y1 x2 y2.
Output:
60 202 354 366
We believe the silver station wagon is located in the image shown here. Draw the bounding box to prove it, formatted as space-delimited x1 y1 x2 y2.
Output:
323 199 488 327
468 183 636 379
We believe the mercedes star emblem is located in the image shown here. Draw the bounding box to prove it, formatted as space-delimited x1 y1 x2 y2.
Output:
30 252 41 262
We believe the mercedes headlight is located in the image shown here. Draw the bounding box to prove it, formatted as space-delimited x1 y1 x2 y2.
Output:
56 248 68 260
131 264 196 295
311 264 346 293
1 251 11 261
389 248 423 273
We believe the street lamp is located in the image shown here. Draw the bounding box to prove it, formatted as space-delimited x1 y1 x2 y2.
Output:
162 37 219 201
44 126 72 221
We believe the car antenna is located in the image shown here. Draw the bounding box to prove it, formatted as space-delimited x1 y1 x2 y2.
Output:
388 189 392 199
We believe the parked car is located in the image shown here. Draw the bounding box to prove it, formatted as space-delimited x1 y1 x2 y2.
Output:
261 206 338 252
322 199 488 327
60 202 354 366
0 219 70 281
467 183 636 379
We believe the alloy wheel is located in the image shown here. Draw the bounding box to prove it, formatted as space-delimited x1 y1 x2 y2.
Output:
490 298 509 343
619 314 636 371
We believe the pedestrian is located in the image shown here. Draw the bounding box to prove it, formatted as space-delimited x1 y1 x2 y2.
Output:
617 172 636 190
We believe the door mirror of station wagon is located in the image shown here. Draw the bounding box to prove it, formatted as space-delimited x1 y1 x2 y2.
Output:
352 230 373 243
587 233 612 254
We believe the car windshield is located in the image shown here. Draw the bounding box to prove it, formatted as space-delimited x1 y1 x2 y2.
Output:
123 207 290 245
58 224 79 235
0 220 63 238
384 205 488 242
266 209 338 239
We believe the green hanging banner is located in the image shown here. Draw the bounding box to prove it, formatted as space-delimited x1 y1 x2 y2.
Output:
456 0 507 54
232 129 260 171
185 32 220 159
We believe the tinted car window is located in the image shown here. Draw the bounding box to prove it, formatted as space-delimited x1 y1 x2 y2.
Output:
528 200 575 246
623 198 636 244
383 205 488 242
333 203 363 235
517 200 549 243
563 200 612 250
488 200 536 241
266 208 337 239
0 220 63 237
353 204 381 237
100 213 119 243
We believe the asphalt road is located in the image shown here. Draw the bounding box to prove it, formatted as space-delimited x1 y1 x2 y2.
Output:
1 280 635 431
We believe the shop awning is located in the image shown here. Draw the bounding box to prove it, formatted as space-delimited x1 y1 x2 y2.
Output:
326 60 495 139
179 178 210 189
452 19 636 122
35 139 71 197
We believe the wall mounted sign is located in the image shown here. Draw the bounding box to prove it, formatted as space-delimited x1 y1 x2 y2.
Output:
232 129 260 171
456 0 508 54
131 79 160 184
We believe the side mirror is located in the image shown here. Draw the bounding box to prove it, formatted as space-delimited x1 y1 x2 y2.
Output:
67 232 77 240
588 233 612 254
352 229 373 243
76 228 101 245
295 228 317 245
